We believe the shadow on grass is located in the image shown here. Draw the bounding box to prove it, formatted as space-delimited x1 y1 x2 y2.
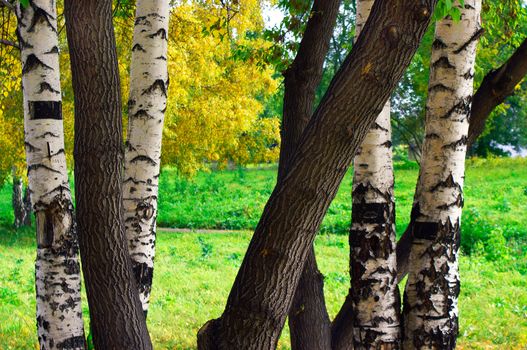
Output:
0 224 35 250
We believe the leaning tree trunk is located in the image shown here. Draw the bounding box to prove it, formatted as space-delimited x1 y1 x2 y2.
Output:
64 0 152 348
16 1 86 348
281 1 340 349
124 0 169 317
402 1 482 348
197 1 437 348
332 1 400 348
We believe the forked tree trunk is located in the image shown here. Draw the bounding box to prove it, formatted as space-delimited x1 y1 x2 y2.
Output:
16 1 85 348
281 1 340 349
64 0 152 348
402 1 482 348
332 2 400 348
124 0 169 316
197 1 437 348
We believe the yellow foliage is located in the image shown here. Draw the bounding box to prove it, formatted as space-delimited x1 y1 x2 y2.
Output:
161 1 279 176
0 0 280 183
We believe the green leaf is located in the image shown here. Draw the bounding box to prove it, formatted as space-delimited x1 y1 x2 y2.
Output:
19 0 29 8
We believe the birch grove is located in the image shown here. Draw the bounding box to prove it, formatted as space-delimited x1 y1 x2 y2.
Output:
16 0 85 349
124 0 170 315
402 1 482 348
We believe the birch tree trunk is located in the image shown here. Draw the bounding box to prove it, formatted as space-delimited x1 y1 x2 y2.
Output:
124 0 169 316
64 0 152 348
197 1 437 348
333 2 400 348
402 1 482 348
16 1 85 348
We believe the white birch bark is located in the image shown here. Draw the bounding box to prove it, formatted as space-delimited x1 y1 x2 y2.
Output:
16 1 85 349
346 1 400 348
123 0 169 315
402 1 482 348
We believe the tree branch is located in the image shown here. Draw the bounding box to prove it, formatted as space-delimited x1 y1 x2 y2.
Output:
0 0 14 11
0 38 19 49
468 37 527 147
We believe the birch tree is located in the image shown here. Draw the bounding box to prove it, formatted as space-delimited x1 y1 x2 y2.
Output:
124 0 169 316
332 2 399 348
15 0 85 348
402 1 482 348
197 1 437 348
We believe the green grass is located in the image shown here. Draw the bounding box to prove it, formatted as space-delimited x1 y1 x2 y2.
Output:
0 229 526 349
156 157 527 259
0 157 526 348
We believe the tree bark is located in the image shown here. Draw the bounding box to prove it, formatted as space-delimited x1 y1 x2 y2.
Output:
402 1 482 348
124 0 169 317
64 0 152 348
281 1 340 349
15 1 86 348
197 1 437 348
333 2 400 348
12 175 28 228
397 37 527 281
467 37 527 147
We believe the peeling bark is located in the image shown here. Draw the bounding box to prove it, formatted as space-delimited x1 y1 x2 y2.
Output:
402 2 482 348
197 1 437 348
64 0 152 348
124 0 169 317
333 2 400 348
16 1 85 348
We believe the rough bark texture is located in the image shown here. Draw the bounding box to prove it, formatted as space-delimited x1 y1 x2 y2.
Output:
333 2 400 348
281 1 340 349
12 175 31 228
289 246 332 350
64 0 152 348
467 37 527 147
197 1 437 348
124 0 169 316
397 38 527 282
16 1 86 349
402 1 482 349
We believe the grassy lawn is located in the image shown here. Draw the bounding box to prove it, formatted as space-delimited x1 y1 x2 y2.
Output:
0 230 526 349
0 157 526 348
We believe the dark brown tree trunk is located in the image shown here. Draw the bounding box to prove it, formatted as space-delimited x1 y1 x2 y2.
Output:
467 37 527 147
64 0 152 349
197 1 437 348
280 1 340 349
396 38 527 282
12 176 26 228
290 246 332 350
22 184 31 226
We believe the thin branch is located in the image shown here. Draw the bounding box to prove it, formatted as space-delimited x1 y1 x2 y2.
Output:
0 38 18 49
0 0 14 12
